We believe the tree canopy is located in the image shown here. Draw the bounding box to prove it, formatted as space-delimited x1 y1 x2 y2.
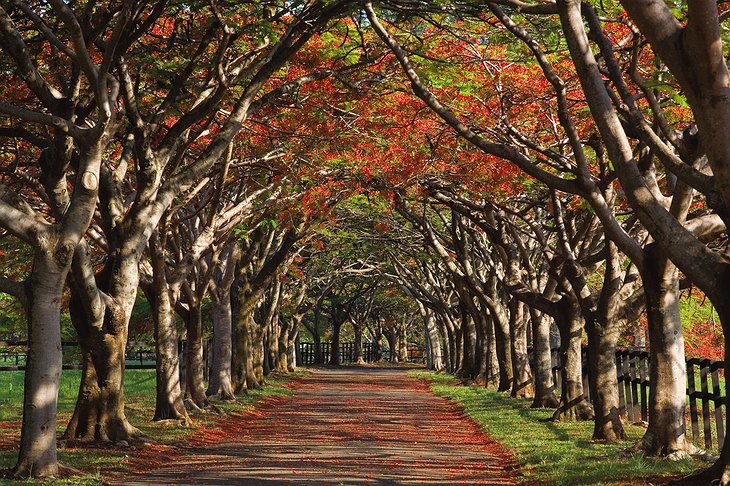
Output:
2 1 730 483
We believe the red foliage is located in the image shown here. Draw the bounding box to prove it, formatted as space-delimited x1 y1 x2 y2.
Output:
684 319 724 361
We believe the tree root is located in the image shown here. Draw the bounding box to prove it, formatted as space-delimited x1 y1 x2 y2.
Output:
552 398 594 422
669 459 730 485
530 392 560 409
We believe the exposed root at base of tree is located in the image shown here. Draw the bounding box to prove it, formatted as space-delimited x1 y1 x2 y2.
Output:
551 399 594 422
467 374 489 387
6 461 83 480
63 417 144 444
510 384 534 399
623 434 707 462
207 390 236 401
60 435 152 450
154 417 192 427
669 460 730 485
530 393 560 409
184 399 225 416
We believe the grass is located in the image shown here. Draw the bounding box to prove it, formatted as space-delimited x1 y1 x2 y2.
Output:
0 368 306 484
409 370 707 485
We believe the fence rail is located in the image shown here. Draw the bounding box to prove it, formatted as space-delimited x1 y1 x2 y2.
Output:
0 345 159 371
546 347 726 450
297 342 426 365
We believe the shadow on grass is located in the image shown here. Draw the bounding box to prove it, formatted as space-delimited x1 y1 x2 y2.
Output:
411 370 703 485
0 369 308 485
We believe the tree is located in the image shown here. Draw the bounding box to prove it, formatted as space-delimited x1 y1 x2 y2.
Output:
64 0 354 443
0 1 144 475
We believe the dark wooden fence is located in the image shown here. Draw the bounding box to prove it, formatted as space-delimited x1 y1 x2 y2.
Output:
0 350 25 368
297 342 426 365
685 357 725 450
0 342 161 371
548 347 726 450
298 342 378 365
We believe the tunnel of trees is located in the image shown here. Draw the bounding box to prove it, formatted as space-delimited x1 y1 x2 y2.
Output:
1 0 730 483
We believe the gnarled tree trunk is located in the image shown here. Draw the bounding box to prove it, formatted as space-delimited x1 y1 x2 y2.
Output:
510 299 533 398
330 323 342 366
586 241 627 442
184 301 209 410
207 297 235 399
232 306 258 392
353 323 366 365
639 246 691 457
14 253 66 478
64 255 141 443
424 309 444 371
552 296 593 422
493 309 513 392
529 310 558 408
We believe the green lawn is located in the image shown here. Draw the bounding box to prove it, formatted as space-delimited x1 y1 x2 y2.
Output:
409 370 707 485
0 368 305 484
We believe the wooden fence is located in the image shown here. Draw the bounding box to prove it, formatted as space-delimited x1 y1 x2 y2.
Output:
297 342 426 365
298 342 380 365
0 343 161 371
548 347 726 450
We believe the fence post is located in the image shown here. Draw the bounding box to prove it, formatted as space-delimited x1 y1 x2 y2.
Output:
616 351 626 417
700 359 713 449
640 353 649 422
687 359 700 443
711 362 725 448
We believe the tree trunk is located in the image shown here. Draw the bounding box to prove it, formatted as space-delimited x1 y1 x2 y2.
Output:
552 296 594 422
469 311 488 384
262 326 272 377
586 319 625 441
266 315 280 374
397 324 408 362
151 293 189 423
184 302 209 410
207 297 235 400
639 246 692 457
14 254 65 478
586 241 626 441
493 311 513 392
330 323 342 366
373 326 383 362
386 331 397 363
313 338 323 364
454 323 463 373
425 311 444 371
232 301 257 392
251 321 265 386
460 311 477 379
443 325 453 372
510 300 533 398
486 315 500 388
277 318 292 373
529 310 559 408
64 257 141 443
353 323 366 365
289 329 299 371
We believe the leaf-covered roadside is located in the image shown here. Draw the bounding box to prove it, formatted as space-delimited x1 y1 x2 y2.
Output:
409 370 703 485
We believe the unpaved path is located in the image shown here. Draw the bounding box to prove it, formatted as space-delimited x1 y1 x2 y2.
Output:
118 367 518 485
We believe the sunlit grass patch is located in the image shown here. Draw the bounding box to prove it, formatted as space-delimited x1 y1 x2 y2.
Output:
409 370 704 485
0 368 307 484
